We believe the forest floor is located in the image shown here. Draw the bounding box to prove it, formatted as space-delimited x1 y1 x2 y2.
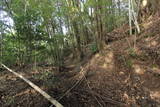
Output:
1 16 160 107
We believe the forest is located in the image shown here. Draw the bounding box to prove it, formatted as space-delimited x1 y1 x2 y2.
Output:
0 0 160 107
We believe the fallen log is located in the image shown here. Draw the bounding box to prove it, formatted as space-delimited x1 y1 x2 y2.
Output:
1 63 63 107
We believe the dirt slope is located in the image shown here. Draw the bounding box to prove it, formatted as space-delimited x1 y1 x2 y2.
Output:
57 16 160 107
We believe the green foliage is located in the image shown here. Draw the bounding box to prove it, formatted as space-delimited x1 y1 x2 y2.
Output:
34 71 59 87
118 55 133 69
5 96 15 106
1 0 128 68
125 58 133 69
89 43 98 53
144 33 155 38
151 64 159 69
35 71 53 81
2 35 17 65
128 48 137 58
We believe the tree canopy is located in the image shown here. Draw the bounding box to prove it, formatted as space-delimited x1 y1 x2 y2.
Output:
0 0 129 69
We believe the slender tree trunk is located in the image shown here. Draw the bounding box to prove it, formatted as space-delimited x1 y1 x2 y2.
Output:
0 33 3 67
129 0 132 35
95 0 105 51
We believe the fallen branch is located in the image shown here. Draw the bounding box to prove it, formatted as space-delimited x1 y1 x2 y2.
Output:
1 63 63 107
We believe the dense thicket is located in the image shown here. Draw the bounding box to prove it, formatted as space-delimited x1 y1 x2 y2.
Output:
0 0 157 71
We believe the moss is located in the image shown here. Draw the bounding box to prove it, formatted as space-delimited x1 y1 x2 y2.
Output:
6 96 15 106
125 59 133 69
128 48 137 58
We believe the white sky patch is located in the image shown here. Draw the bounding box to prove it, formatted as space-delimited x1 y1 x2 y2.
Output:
0 10 14 27
142 0 147 7
0 10 15 35
62 25 67 35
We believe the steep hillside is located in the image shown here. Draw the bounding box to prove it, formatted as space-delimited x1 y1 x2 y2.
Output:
56 15 160 107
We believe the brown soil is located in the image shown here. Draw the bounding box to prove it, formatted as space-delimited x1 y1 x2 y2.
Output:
1 16 160 107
